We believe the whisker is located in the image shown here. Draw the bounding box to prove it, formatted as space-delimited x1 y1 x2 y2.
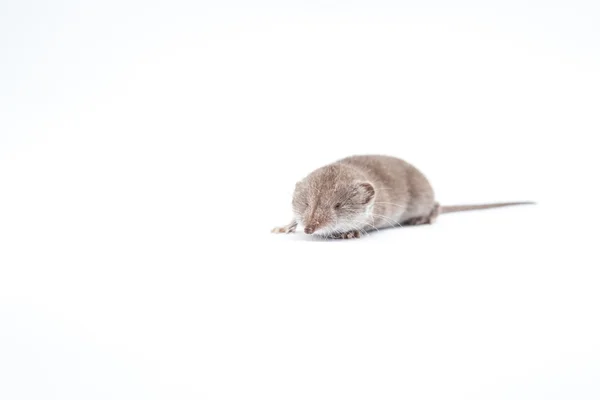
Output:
371 213 402 229
363 220 379 233
348 222 369 237
371 216 381 231
374 202 407 209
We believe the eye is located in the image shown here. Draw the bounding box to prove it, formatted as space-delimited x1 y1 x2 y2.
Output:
334 202 342 209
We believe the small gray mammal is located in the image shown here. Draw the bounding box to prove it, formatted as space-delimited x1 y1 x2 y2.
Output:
271 154 535 239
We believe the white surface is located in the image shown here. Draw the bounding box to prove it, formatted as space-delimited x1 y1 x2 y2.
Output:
1 1 600 399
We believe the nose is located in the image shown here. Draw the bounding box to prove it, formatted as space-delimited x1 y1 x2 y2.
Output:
304 226 315 234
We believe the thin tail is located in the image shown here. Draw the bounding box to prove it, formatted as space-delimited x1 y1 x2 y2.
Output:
439 201 536 214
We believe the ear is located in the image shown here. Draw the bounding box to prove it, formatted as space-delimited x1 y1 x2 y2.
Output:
356 182 375 204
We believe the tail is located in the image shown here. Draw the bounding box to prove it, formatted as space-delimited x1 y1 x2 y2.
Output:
439 201 536 214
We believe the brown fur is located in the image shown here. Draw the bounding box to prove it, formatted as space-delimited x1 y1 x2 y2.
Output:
272 154 534 239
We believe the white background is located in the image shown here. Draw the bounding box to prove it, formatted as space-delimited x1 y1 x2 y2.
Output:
1 1 599 399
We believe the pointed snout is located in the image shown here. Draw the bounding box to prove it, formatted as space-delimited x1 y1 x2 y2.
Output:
304 220 321 234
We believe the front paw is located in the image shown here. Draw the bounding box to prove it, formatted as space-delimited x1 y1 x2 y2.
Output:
342 230 361 239
271 225 295 234
330 230 361 239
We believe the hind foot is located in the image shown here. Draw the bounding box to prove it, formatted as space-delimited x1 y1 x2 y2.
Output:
403 203 440 226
